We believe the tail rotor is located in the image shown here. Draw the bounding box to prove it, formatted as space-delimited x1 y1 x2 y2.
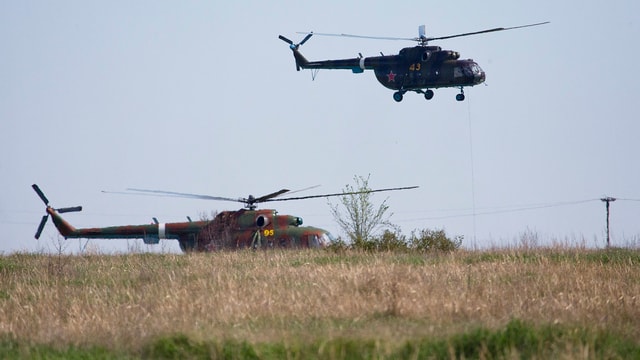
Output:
35 215 48 240
279 33 313 71
278 35 294 47
33 183 49 206
32 184 82 239
279 33 312 50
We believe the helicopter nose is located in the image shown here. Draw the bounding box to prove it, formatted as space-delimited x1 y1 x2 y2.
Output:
470 63 485 85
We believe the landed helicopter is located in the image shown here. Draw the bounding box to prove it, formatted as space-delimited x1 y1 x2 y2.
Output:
279 22 548 102
32 184 417 252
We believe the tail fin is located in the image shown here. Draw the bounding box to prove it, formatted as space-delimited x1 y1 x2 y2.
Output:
47 207 78 237
292 50 309 71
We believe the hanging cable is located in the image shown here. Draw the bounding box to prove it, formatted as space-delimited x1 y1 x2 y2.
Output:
467 94 477 242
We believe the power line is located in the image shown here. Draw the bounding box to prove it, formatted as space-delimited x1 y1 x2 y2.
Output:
401 199 600 221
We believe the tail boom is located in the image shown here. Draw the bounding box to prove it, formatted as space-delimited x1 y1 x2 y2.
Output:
293 52 393 74
46 207 207 244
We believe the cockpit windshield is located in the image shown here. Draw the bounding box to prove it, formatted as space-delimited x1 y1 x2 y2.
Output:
458 62 485 85
318 232 335 247
462 63 483 77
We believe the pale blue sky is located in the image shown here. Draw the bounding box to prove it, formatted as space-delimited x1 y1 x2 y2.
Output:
2 1 639 253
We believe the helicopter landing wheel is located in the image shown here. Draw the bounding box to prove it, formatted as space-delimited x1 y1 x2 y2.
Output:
456 88 465 102
424 89 434 100
393 91 404 102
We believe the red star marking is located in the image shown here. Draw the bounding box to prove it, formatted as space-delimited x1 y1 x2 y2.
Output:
386 70 396 82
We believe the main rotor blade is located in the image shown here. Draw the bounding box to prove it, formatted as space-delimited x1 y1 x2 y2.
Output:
35 215 48 239
284 185 321 196
254 189 290 203
251 185 323 204
265 186 419 202
298 21 549 44
32 184 49 205
297 31 414 42
57 206 83 213
121 189 242 203
427 21 550 42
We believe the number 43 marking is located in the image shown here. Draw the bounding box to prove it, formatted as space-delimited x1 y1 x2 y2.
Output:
409 63 421 71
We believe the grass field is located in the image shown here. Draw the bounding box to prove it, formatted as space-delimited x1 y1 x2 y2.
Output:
1 247 639 358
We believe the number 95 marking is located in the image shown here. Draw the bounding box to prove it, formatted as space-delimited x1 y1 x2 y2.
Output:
263 229 274 237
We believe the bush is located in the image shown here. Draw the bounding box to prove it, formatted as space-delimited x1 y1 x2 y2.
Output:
325 237 349 253
343 229 407 252
329 228 461 253
351 236 378 252
410 228 462 252
373 229 408 252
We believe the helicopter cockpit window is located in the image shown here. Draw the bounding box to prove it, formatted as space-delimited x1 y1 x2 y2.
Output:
319 232 334 246
460 65 472 77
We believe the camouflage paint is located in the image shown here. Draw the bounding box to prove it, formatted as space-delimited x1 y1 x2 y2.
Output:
45 206 332 253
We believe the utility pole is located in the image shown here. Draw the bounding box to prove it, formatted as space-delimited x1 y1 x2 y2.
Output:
600 197 616 247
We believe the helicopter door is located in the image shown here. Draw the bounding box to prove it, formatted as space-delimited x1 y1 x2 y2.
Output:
425 64 439 82
454 66 464 80
278 237 288 247
309 235 320 248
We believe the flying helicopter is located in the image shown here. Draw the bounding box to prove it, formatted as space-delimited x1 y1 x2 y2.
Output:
279 22 549 102
32 184 417 252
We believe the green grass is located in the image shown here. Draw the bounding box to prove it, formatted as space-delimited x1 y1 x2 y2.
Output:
461 246 640 265
2 320 639 359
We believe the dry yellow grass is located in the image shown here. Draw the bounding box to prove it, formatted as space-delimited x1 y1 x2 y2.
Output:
0 248 638 351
